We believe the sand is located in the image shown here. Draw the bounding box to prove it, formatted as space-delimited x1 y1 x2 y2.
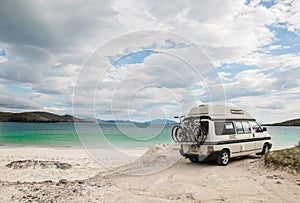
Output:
0 145 299 202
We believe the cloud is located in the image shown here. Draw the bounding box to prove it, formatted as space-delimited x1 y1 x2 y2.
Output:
284 0 300 35
0 0 299 123
226 87 300 123
256 103 283 110
0 0 119 50
0 44 54 84
72 41 225 121
0 96 42 110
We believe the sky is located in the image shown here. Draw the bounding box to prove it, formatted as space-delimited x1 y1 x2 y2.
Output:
0 0 300 123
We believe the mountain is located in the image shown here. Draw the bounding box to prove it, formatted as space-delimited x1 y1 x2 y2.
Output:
96 119 138 124
97 119 177 124
0 111 90 123
267 118 300 126
143 119 177 124
0 111 177 124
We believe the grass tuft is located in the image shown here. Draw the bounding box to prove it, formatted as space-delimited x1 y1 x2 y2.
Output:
265 144 300 173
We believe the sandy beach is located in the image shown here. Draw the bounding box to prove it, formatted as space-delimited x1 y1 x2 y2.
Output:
0 145 299 202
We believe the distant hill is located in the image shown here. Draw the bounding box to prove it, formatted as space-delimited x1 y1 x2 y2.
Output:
143 119 177 124
0 111 177 124
0 111 89 123
267 118 300 126
97 118 177 124
96 119 136 124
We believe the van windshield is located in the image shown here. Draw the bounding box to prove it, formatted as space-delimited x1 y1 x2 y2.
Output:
250 121 263 133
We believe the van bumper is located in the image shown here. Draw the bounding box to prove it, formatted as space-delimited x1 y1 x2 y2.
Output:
180 148 220 161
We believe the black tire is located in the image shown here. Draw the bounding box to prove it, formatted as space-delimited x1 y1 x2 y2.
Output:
171 126 184 142
171 126 179 142
188 155 199 163
175 127 184 142
217 150 230 166
262 143 270 155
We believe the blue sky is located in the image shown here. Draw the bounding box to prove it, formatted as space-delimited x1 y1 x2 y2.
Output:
111 50 156 67
0 0 300 123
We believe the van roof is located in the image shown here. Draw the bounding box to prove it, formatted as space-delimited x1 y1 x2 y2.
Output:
187 105 255 121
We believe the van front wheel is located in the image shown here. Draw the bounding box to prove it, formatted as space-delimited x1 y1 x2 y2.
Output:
262 143 270 155
217 150 229 166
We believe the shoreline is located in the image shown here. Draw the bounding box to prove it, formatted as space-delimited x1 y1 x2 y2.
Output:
0 142 297 149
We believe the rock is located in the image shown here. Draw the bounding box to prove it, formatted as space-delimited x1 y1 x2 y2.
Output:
273 175 283 179
6 160 72 170
55 162 72 170
74 180 85 184
6 160 34 169
56 179 68 186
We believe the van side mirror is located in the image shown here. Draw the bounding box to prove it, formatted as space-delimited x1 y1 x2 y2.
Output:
262 127 267 131
174 116 179 119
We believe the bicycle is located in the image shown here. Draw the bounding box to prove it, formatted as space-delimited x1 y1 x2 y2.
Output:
172 116 207 144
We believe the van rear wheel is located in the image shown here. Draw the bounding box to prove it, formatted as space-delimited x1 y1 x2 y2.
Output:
188 155 199 163
217 150 229 166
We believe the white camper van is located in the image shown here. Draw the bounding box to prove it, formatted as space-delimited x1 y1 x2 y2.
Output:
172 105 272 165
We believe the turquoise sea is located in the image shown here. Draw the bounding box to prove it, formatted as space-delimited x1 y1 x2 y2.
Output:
0 122 299 148
0 122 173 148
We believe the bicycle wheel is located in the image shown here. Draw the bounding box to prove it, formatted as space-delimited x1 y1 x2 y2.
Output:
171 126 179 142
172 126 184 142
194 127 207 144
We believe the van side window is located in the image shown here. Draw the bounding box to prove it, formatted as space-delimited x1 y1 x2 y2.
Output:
242 121 251 133
214 122 235 135
235 122 244 134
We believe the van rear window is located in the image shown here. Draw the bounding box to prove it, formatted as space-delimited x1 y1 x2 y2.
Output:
214 122 236 135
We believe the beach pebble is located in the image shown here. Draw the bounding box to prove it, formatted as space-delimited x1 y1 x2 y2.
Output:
74 180 85 184
42 180 53 184
56 179 68 185
273 175 283 179
55 162 72 170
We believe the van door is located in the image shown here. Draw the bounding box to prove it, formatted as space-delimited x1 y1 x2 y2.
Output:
250 121 265 150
